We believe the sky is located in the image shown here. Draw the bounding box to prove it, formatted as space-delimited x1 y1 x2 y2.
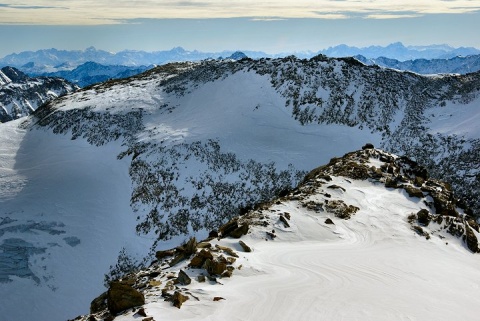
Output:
0 0 479 57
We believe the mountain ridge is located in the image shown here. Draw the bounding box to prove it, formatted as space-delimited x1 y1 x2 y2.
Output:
74 147 480 321
1 55 479 321
0 66 78 122
356 54 480 75
2 42 479 72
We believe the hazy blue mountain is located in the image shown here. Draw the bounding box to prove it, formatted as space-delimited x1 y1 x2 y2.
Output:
320 42 480 60
2 43 479 76
0 47 268 71
355 54 480 74
40 61 152 87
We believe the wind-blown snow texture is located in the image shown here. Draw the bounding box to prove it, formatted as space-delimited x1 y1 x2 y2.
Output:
80 148 480 321
0 56 479 320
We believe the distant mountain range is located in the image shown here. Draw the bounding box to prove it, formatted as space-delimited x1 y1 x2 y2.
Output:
0 47 268 71
39 61 151 87
356 54 480 75
1 52 479 321
322 42 480 61
1 43 478 72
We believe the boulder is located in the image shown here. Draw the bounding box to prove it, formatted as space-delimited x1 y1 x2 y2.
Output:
219 219 239 237
325 218 334 225
189 249 213 268
172 291 189 309
107 282 145 315
135 307 147 317
465 226 479 253
176 270 191 285
155 249 175 260
417 209 431 226
239 240 252 252
215 244 239 257
405 186 424 198
203 258 227 275
280 215 290 228
184 237 197 255
362 143 374 150
90 291 108 314
229 223 249 238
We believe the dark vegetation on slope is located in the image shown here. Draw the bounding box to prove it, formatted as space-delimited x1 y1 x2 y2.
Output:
29 55 480 250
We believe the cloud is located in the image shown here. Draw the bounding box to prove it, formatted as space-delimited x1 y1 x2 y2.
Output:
0 0 479 25
0 3 61 9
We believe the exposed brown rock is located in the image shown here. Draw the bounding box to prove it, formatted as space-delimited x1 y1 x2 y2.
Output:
169 253 187 267
327 184 346 192
280 215 290 228
172 291 189 309
362 143 374 150
215 244 239 257
229 223 249 238
213 297 225 301
176 270 191 285
203 258 227 275
135 307 147 317
90 291 107 314
465 226 479 253
405 186 424 198
222 270 233 278
107 281 145 315
189 249 214 268
219 219 239 237
417 209 431 226
197 242 212 248
155 249 175 261
239 240 252 252
325 218 334 225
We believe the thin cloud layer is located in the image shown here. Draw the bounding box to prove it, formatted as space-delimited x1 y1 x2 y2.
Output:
0 0 478 24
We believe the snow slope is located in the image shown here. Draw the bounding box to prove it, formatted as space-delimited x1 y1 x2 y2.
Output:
83 148 480 321
0 56 479 321
0 120 153 321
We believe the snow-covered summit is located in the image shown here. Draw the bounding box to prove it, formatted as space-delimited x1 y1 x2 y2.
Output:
76 147 480 321
1 55 479 321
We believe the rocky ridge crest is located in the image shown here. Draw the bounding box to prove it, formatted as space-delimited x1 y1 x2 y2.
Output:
73 147 479 321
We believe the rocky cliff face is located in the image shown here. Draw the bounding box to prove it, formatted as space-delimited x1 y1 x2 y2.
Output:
0 66 77 122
